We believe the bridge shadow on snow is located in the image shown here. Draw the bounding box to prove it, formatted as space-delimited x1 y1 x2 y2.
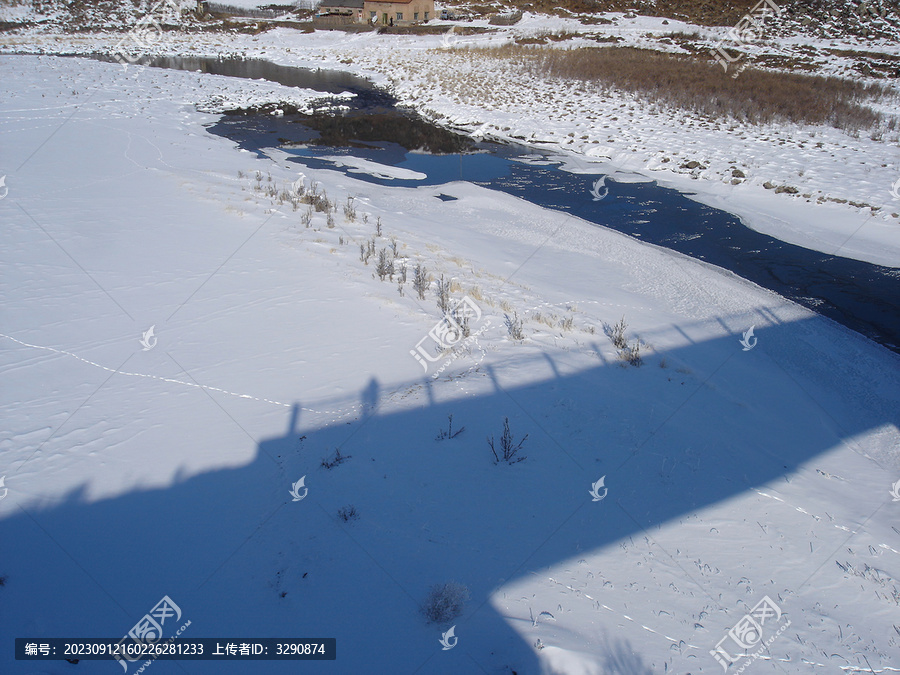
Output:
1 315 897 675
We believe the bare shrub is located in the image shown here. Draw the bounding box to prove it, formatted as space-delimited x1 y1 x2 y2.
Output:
337 505 359 522
321 447 351 469
422 582 469 623
450 303 471 339
436 274 452 313
505 312 525 340
277 188 292 206
375 216 383 237
413 264 429 300
488 417 528 465
360 242 375 265
302 183 334 213
606 316 628 349
376 248 394 281
621 340 643 367
532 312 557 328
343 196 357 222
435 414 465 441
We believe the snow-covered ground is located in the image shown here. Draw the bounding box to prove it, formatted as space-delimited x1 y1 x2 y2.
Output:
1 12 899 266
2 53 900 675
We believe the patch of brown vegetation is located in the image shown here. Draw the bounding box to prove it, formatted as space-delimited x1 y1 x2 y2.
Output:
825 48 900 79
379 24 491 36
746 52 820 71
476 44 890 130
828 49 900 61
514 30 582 44
446 0 898 38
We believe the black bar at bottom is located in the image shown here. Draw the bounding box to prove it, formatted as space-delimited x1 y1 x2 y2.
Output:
16 638 336 660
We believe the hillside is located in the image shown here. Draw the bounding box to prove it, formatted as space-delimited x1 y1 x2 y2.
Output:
1 0 898 41
1 53 899 675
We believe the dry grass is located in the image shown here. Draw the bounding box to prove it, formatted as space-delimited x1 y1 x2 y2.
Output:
514 30 582 45
476 0 896 34
473 45 890 131
380 23 489 36
531 312 558 327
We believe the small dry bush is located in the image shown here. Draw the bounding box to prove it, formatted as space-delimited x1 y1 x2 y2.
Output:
422 582 469 623
606 316 628 350
505 313 525 340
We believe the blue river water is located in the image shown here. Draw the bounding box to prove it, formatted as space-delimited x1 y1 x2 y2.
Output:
112 55 898 354
212 114 900 355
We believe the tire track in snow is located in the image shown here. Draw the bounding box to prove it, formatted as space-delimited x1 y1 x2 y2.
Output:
753 489 900 555
538 574 703 651
1 332 360 418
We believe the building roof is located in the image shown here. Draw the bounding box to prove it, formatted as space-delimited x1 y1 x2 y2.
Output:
319 0 364 8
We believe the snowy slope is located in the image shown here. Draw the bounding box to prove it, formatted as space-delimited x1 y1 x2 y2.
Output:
1 20 898 267
1 55 899 675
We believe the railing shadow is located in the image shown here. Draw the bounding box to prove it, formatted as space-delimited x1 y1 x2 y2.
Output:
1 315 898 674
